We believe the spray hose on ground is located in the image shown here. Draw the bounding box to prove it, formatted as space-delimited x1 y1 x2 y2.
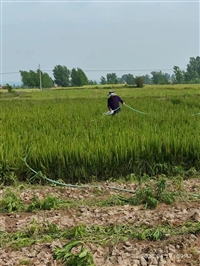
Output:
124 104 146 115
23 157 136 193
103 105 146 116
23 158 200 198
191 112 200 116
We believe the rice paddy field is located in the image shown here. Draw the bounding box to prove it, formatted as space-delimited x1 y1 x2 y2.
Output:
1 84 200 266
1 84 200 183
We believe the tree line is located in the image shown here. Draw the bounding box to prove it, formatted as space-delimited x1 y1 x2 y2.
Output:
18 56 200 88
19 66 93 89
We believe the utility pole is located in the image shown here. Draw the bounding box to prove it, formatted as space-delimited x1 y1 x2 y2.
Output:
38 64 42 90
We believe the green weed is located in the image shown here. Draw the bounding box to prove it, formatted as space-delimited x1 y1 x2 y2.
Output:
0 189 24 212
54 240 95 266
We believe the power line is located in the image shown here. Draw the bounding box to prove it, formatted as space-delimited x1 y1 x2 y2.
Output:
0 68 186 75
39 68 178 72
67 69 176 72
0 72 20 74
0 69 176 74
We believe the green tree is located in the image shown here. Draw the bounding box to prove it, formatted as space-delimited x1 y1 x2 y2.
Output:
151 71 169 84
135 76 144 88
126 73 135 85
19 70 36 87
106 73 118 84
141 74 151 84
53 65 70 87
19 70 38 87
121 74 127 83
20 69 52 88
5 83 13 93
88 80 97 85
164 73 171 81
42 72 53 88
173 66 185 84
70 68 78 86
122 73 135 85
100 76 106 85
185 56 200 83
70 68 88 86
151 71 160 84
29 70 39 87
77 68 88 86
117 77 124 84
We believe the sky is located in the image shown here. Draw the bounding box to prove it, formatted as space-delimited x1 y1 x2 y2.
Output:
0 0 199 84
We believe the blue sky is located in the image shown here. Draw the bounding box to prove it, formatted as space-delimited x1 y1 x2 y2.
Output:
0 0 199 84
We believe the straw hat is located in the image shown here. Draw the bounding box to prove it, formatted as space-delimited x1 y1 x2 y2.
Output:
108 90 117 97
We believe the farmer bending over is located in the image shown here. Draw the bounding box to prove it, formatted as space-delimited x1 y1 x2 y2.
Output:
107 90 126 115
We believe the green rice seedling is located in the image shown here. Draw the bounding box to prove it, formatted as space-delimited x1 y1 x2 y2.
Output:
138 226 167 241
158 191 176 204
10 237 34 250
174 221 200 235
26 196 43 212
128 186 156 207
172 175 183 191
135 175 146 187
183 167 199 179
0 162 17 186
128 176 177 208
25 219 59 236
95 194 127 207
24 219 41 236
2 219 200 251
40 195 62 210
17 184 26 190
5 220 59 249
125 172 136 182
0 189 24 212
54 240 95 266
172 165 185 176
156 176 166 196
144 196 159 209
61 224 87 239
129 188 144 205
26 195 63 212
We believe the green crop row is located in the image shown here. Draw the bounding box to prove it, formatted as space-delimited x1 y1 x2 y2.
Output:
1 88 200 183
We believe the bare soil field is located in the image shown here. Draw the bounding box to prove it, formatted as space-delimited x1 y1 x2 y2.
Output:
0 178 200 266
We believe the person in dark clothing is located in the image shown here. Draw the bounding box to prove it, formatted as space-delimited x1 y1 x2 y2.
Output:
107 90 126 115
